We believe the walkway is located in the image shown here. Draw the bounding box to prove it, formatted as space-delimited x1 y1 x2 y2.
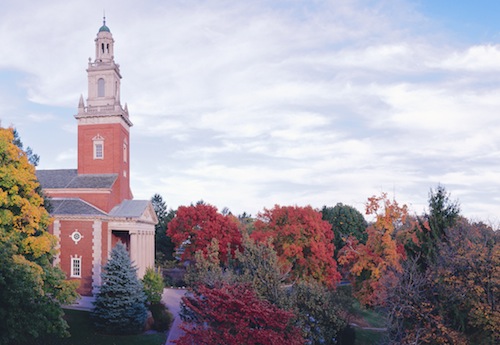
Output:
162 288 187 345
62 288 187 344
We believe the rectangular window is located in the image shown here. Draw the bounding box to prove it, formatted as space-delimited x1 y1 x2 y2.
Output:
94 143 103 159
71 258 81 278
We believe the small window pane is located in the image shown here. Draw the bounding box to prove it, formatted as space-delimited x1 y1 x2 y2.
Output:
94 143 103 159
71 258 81 278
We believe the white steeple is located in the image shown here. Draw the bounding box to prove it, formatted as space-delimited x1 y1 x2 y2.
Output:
76 17 132 127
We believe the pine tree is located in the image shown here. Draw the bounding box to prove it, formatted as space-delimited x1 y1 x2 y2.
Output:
92 243 147 334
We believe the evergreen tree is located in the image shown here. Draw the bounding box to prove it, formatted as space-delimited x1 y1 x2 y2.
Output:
407 185 460 270
92 243 147 334
151 194 176 263
321 203 367 257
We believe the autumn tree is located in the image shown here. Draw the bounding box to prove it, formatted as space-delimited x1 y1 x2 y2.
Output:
385 257 467 345
176 283 304 345
251 205 341 288
0 127 78 345
167 202 242 263
434 219 499 344
151 193 176 264
338 193 408 306
321 203 367 257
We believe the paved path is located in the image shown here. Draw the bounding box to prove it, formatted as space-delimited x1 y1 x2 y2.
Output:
162 288 187 345
63 288 187 344
64 295 95 311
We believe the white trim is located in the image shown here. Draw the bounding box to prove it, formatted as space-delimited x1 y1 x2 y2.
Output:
53 220 61 266
70 256 82 278
92 220 103 294
70 230 83 244
43 188 112 194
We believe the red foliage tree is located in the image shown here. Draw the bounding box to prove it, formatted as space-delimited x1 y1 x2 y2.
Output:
338 193 408 306
167 203 242 263
175 283 304 345
251 205 341 288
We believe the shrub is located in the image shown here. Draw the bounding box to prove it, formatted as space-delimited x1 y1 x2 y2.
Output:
149 302 174 331
142 267 164 305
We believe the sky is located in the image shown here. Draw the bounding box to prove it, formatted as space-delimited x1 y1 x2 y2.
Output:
1 0 500 223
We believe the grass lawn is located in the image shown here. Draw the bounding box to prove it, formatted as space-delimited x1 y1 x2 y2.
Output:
355 328 385 345
50 309 166 345
349 302 387 345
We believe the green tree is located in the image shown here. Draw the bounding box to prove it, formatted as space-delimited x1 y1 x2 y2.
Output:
235 236 288 306
0 127 78 345
142 267 165 305
151 194 176 264
321 203 367 257
12 128 40 167
290 281 350 345
407 185 460 270
92 243 147 334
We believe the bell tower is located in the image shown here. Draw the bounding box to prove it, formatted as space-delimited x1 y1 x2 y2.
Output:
75 18 133 208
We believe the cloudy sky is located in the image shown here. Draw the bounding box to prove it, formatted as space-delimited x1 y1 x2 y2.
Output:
1 0 500 222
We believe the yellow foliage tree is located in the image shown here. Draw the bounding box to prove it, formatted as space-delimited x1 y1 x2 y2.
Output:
0 127 78 345
338 193 408 306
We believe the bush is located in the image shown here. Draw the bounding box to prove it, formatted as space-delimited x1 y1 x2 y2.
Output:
149 302 174 331
142 267 164 305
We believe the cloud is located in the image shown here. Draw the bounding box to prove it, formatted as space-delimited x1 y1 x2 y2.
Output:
1 0 499 221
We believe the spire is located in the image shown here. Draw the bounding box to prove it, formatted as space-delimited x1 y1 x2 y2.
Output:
98 14 110 33
78 94 85 109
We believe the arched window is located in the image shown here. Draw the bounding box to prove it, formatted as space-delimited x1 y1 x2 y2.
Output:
98 78 105 97
93 134 104 159
123 140 128 163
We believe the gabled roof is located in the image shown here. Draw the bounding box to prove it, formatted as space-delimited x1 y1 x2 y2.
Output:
36 169 117 189
109 200 150 218
49 198 107 216
109 200 158 224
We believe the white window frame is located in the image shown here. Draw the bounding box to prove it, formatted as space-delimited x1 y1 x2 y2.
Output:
71 257 81 278
93 134 105 160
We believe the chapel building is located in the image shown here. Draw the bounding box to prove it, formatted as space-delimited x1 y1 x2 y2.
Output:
37 19 157 296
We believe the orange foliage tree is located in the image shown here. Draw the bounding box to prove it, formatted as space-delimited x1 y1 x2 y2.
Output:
251 205 341 288
338 193 408 306
167 203 242 263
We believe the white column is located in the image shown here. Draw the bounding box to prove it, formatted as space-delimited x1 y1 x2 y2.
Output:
149 231 155 268
53 220 61 266
92 220 103 295
130 231 138 270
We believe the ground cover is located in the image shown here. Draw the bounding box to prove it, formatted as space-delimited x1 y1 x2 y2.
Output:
349 302 387 345
48 309 166 345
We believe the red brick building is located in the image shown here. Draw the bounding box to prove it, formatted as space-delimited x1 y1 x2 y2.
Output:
37 19 157 296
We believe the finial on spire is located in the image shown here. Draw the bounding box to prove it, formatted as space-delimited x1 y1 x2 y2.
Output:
78 94 85 109
103 9 106 26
